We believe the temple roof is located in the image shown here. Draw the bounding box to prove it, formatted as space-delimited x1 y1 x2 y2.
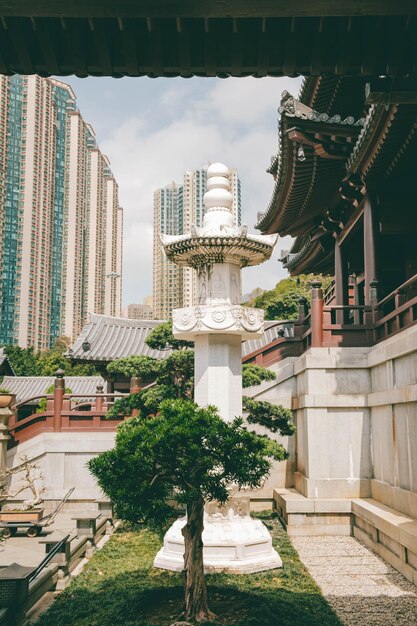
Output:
69 314 171 363
0 5 416 78
0 347 15 376
256 87 364 236
3 375 106 404
259 75 417 275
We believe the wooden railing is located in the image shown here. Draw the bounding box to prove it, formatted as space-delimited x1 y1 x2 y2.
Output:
322 305 373 347
374 275 417 341
8 392 127 446
244 274 417 369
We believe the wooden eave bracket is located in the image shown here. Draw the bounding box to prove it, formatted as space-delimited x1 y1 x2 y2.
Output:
286 127 352 160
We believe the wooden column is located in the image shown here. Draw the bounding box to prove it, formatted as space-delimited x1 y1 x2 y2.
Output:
335 240 349 324
95 384 104 413
364 195 379 305
53 369 65 432
311 280 323 347
350 275 361 324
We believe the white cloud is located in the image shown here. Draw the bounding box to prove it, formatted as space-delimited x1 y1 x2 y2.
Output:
96 76 302 305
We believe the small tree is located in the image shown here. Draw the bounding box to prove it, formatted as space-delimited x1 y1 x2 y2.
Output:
0 455 45 510
89 398 293 623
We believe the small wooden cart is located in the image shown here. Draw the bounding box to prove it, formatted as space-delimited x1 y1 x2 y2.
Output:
0 487 75 538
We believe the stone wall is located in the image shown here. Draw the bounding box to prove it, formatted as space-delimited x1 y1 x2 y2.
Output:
6 431 116 501
248 324 417 514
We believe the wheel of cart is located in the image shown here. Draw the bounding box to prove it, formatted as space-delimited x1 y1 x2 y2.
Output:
27 525 42 537
1 526 17 539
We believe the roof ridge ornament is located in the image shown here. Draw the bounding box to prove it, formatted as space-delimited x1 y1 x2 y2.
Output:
279 90 365 127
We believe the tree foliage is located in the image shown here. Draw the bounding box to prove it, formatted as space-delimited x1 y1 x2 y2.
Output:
107 355 161 381
242 363 276 388
90 399 286 526
3 345 41 376
146 320 192 351
2 338 98 377
247 274 332 321
89 398 293 622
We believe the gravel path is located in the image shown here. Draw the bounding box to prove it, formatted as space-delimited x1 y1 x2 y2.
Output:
292 536 417 626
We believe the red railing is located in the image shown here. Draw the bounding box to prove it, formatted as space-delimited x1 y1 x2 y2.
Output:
374 275 417 341
8 392 126 446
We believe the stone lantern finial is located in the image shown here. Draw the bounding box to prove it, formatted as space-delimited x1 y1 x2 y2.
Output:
203 162 234 230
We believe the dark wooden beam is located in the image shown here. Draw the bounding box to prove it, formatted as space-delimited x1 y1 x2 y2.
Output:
1 1 417 18
365 77 417 104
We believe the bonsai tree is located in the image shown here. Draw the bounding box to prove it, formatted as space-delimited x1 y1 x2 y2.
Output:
0 455 45 510
89 398 294 623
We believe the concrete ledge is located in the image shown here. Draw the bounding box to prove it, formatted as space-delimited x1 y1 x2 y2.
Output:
368 383 417 407
274 489 352 537
352 498 417 586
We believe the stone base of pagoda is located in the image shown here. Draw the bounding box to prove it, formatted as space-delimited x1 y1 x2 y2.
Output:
153 511 282 574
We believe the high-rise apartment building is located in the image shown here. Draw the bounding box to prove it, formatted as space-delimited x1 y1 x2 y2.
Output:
0 75 123 350
153 168 241 320
127 302 154 320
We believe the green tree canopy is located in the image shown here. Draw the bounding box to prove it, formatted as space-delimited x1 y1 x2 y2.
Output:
107 355 162 381
248 273 332 321
3 345 41 376
2 337 98 377
145 320 192 351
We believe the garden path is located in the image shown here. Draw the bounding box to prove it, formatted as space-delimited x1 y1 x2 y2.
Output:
293 536 417 626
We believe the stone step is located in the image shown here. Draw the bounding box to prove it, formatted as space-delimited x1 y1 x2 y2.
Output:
274 488 352 536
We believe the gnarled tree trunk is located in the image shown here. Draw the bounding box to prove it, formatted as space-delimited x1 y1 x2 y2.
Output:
181 494 215 623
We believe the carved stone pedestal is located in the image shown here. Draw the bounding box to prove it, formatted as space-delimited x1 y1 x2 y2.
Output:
154 502 282 574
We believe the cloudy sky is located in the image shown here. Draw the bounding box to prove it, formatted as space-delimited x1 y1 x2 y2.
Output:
62 75 302 306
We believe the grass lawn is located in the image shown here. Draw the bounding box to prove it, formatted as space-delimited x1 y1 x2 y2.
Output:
34 514 342 626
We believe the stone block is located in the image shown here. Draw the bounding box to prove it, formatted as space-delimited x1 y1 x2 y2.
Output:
313 499 352 513
274 488 314 514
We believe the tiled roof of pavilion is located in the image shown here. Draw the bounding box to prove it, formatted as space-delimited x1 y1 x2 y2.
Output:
69 314 172 363
3 375 106 404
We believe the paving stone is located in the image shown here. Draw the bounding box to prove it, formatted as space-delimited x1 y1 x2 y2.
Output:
292 535 417 626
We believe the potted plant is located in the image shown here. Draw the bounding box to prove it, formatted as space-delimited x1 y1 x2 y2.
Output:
0 387 15 409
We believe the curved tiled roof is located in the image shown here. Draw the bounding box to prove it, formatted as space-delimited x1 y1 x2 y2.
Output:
2 376 106 404
256 92 363 236
69 314 172 362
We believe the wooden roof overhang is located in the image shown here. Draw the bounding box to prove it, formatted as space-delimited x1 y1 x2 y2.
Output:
265 80 417 276
0 2 417 77
280 232 335 275
256 92 364 237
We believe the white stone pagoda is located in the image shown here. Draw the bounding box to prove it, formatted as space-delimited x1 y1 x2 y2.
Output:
154 162 281 573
